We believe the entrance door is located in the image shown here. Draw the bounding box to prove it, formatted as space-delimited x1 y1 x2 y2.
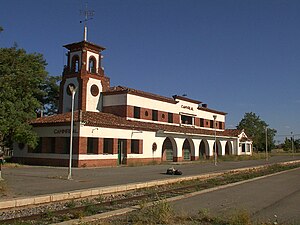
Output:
199 140 208 159
183 139 191 161
166 148 173 161
118 139 127 165
183 149 190 160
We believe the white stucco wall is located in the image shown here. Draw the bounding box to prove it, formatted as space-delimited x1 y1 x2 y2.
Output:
86 78 103 112
103 93 225 131
86 51 99 72
128 94 225 122
14 123 242 162
79 126 166 160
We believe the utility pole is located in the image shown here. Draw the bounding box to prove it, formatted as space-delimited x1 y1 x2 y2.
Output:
0 150 4 181
291 132 294 158
213 115 217 166
68 85 77 180
265 127 268 161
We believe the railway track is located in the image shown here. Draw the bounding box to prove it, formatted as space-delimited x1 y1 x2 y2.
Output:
0 181 213 224
1 162 299 225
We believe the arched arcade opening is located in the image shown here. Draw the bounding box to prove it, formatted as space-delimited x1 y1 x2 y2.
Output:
199 139 209 159
162 137 176 162
225 141 233 155
213 140 222 156
182 139 192 161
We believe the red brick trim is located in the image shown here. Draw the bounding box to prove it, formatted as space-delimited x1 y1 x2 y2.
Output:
78 137 87 154
191 156 198 161
103 105 127 117
58 79 66 114
126 139 131 154
97 138 103 154
113 139 118 154
139 140 143 154
173 157 182 162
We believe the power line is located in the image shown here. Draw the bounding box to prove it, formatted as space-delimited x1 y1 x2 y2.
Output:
275 134 300 137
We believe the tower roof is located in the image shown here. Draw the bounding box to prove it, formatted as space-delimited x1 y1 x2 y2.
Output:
63 40 105 52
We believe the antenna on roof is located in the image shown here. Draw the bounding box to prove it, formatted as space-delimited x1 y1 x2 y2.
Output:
80 2 94 41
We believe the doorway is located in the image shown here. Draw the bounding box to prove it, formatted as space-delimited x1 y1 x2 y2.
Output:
118 139 127 165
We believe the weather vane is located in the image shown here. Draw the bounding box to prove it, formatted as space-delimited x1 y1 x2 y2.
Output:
80 3 95 41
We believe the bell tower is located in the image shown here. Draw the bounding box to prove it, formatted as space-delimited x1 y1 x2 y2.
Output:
58 8 110 114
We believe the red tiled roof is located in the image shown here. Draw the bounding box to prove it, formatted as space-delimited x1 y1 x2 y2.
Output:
32 111 241 138
103 86 177 104
222 129 241 137
172 95 202 104
197 106 227 115
63 41 106 52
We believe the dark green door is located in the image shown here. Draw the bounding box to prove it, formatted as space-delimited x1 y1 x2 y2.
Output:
118 139 127 165
183 149 190 160
166 148 173 161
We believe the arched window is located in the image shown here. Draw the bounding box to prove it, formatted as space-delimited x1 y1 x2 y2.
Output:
89 56 96 73
71 55 80 72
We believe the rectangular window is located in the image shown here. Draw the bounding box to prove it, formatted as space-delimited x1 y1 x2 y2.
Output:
200 118 204 127
103 138 113 154
131 140 140 154
242 143 246 152
219 122 223 129
87 137 98 154
63 137 70 154
168 113 173 123
50 137 56 153
152 110 158 121
246 144 251 152
210 120 214 128
181 115 193 125
134 106 140 119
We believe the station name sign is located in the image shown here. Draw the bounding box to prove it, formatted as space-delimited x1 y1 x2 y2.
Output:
181 105 194 111
54 128 78 134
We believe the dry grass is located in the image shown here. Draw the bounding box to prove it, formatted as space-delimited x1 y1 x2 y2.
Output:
96 203 284 225
0 181 8 197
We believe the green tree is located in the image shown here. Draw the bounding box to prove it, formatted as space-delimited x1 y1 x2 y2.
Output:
0 46 59 150
282 137 300 152
0 26 3 32
295 139 300 151
237 112 277 151
39 75 61 115
282 137 292 151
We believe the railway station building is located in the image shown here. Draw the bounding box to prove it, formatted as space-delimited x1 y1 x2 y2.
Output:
13 37 252 167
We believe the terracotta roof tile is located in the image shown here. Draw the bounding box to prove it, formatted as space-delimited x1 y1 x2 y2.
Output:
103 86 177 104
222 129 241 136
63 41 105 52
197 106 227 115
172 95 202 104
32 111 241 138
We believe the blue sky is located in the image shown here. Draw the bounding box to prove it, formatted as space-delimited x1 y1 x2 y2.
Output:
1 0 299 141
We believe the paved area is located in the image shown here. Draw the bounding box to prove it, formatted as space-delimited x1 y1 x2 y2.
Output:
171 167 300 224
1 155 299 200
